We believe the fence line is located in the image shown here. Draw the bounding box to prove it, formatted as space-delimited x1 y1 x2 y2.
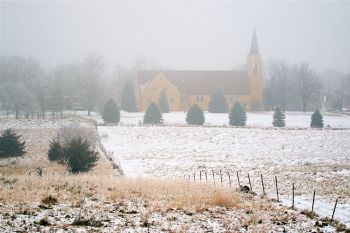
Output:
181 169 350 226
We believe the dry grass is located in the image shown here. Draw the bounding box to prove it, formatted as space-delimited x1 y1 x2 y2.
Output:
0 172 241 211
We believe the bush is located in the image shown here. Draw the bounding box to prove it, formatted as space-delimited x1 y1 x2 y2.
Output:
272 106 285 127
143 102 163 125
121 80 138 112
186 104 205 125
48 138 62 162
0 129 26 158
102 98 120 125
311 110 323 128
208 88 228 113
63 137 98 173
229 102 247 126
58 122 97 146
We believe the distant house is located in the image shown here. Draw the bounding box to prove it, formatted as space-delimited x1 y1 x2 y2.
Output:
136 30 263 112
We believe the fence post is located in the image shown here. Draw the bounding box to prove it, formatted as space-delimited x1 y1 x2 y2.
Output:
200 170 202 182
292 183 295 208
261 174 265 195
236 171 241 188
205 171 208 182
220 170 223 187
193 173 196 182
228 172 232 188
212 170 215 185
311 190 316 212
331 198 338 223
275 176 279 202
248 173 252 192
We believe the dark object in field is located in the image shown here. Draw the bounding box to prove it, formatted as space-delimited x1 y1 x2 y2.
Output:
240 185 250 193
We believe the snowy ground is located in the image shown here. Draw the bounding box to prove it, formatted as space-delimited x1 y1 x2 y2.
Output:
114 111 350 128
99 125 350 227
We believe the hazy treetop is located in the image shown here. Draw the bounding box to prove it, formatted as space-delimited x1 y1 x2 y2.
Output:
1 1 349 73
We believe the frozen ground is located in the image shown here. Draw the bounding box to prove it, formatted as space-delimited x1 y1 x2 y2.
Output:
99 125 350 226
116 111 350 128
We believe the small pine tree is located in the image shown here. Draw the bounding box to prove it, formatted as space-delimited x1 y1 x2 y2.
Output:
63 137 98 173
158 89 170 113
208 88 228 113
0 129 26 158
272 106 286 127
102 98 120 124
311 110 323 128
121 80 138 112
229 102 247 126
48 138 62 162
143 102 163 125
186 104 205 125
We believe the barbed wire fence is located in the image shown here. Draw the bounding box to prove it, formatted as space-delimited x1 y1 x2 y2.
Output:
179 169 350 227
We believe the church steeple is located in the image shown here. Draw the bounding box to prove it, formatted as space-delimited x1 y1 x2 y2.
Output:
249 28 259 54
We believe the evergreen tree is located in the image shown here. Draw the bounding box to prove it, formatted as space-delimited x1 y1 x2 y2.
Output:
186 104 205 125
0 129 26 158
48 138 62 161
208 88 228 113
158 89 170 113
229 102 247 126
310 110 323 128
143 102 163 125
272 106 286 127
63 137 98 173
102 98 120 124
121 80 138 112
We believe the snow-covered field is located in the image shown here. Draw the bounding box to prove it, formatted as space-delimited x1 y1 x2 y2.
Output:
115 111 350 128
99 125 350 226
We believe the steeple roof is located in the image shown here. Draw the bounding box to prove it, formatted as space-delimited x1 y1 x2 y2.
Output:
249 28 259 54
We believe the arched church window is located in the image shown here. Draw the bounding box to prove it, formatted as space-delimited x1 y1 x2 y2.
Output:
253 62 257 74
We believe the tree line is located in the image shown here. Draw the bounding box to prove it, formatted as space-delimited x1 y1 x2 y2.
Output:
1 55 349 119
264 60 350 112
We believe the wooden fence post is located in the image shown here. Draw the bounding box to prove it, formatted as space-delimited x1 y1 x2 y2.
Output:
228 172 232 188
311 190 316 212
331 198 338 223
212 170 215 185
205 171 208 182
248 173 252 191
220 170 223 187
200 170 202 182
261 174 265 195
292 183 295 208
236 171 241 188
275 176 279 202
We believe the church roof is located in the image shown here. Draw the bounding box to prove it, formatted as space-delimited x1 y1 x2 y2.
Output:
137 70 250 95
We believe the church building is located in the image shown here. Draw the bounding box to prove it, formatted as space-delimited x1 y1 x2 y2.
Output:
135 30 263 112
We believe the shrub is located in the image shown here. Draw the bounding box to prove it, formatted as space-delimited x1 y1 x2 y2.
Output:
102 98 120 125
272 106 285 127
0 129 26 158
48 138 62 162
121 80 138 112
143 102 163 125
63 137 98 173
158 89 170 113
186 104 205 125
58 122 97 146
229 102 247 126
311 110 323 128
208 88 228 113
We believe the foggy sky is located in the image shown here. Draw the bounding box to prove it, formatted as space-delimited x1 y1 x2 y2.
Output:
1 1 350 73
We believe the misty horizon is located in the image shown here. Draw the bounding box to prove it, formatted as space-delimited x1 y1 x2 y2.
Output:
1 1 350 73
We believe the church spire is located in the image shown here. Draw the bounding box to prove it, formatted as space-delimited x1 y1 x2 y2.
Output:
249 28 259 54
